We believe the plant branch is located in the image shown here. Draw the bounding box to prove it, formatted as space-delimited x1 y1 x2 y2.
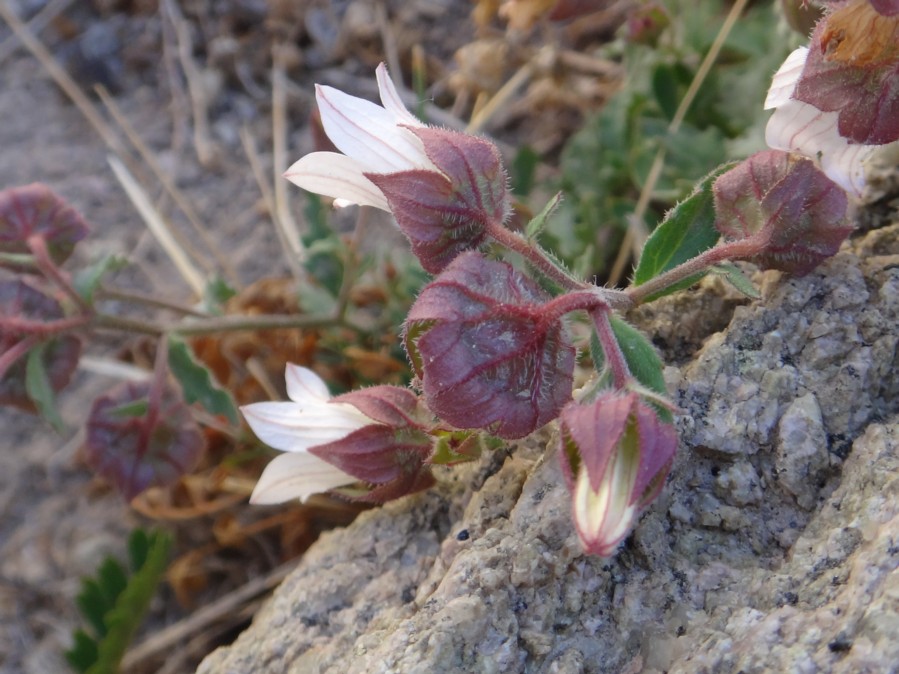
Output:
590 307 630 390
96 287 208 317
626 237 761 305
486 220 584 291
27 235 91 312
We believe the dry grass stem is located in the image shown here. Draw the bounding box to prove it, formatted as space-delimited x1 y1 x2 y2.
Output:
162 0 221 169
120 561 295 671
108 155 207 296
0 0 76 66
271 46 307 269
240 125 306 284
0 2 122 151
96 86 241 286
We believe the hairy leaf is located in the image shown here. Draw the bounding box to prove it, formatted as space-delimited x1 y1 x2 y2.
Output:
85 381 206 500
406 252 574 439
0 183 89 271
633 165 729 296
0 280 81 413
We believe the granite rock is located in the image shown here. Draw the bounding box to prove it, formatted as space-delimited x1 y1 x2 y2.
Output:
198 222 899 674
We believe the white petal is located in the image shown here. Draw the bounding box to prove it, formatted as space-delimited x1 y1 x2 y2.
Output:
765 101 875 197
284 152 390 211
250 451 355 504
376 63 425 128
316 84 432 173
765 47 808 110
241 400 372 453
285 364 332 403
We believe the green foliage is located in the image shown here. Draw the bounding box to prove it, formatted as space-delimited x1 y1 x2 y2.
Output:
711 262 760 299
167 335 239 424
548 0 788 279
591 315 671 422
632 165 729 299
302 193 345 299
71 255 128 304
66 529 171 674
525 192 563 241
511 146 540 196
202 275 237 315
26 342 65 432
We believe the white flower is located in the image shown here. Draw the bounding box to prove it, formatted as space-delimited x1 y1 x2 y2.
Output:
284 64 437 211
764 47 880 198
242 364 375 504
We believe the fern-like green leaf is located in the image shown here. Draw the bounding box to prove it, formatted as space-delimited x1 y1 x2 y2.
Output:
66 529 171 674
85 531 171 674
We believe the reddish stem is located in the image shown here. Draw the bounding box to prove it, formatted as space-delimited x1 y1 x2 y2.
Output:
485 220 585 291
0 334 41 381
590 307 630 390
2 314 91 337
27 234 92 313
626 237 763 305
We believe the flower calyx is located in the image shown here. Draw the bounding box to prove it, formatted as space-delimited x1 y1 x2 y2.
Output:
559 391 677 557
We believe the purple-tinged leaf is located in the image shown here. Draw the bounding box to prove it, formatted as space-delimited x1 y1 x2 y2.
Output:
0 280 81 411
405 252 575 439
871 0 899 16
85 381 206 500
0 183 89 271
332 385 426 428
311 424 434 503
713 151 853 275
793 4 899 145
366 127 509 274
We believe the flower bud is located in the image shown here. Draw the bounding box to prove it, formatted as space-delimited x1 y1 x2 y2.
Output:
559 392 677 557
713 150 853 275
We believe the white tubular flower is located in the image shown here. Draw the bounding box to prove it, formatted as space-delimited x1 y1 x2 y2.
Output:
242 364 375 504
764 47 878 198
284 64 437 211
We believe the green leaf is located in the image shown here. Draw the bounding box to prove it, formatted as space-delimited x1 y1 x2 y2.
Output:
25 344 65 432
632 165 732 300
107 399 149 419
167 336 238 424
127 529 150 572
203 275 237 315
67 529 171 674
593 316 671 423
76 579 112 638
525 192 563 241
72 255 128 304
429 431 482 465
97 559 128 606
86 531 171 674
65 630 99 674
711 262 760 299
511 146 539 196
651 63 679 121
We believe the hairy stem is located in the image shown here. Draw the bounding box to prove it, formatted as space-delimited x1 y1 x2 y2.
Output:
28 235 91 312
626 237 761 305
590 307 630 390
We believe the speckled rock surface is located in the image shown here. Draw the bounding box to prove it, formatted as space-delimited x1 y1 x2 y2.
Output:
198 222 899 674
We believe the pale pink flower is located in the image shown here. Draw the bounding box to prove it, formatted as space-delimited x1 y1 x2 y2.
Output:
284 64 436 211
242 364 375 504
